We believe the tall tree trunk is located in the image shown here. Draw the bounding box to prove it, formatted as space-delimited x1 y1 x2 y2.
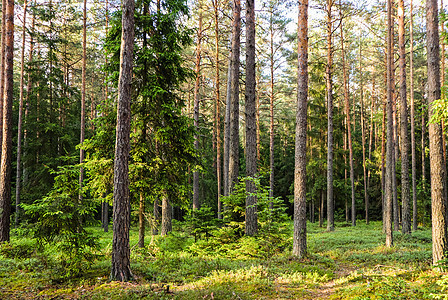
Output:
385 0 394 247
391 2 399 232
344 118 349 223
193 3 203 211
79 0 87 227
245 0 257 236
398 0 411 234
326 0 334 232
228 0 241 194
410 0 418 231
0 0 13 242
138 192 145 248
382 74 387 233
213 0 222 219
102 0 109 233
426 0 448 266
359 44 369 225
111 0 135 281
269 7 275 205
340 16 356 226
15 0 28 228
161 192 172 236
442 0 447 166
0 0 6 155
223 62 231 199
293 0 308 258
153 196 159 235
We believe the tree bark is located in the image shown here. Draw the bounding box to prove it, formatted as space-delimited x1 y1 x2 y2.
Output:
138 192 145 248
410 0 417 231
293 0 308 258
79 0 87 227
426 0 448 266
398 0 411 234
111 0 135 281
153 196 159 235
340 16 356 226
15 0 28 228
0 0 6 155
228 0 241 195
193 2 203 212
213 0 222 219
161 192 172 236
245 0 257 236
385 0 394 247
0 0 14 242
326 0 334 232
359 44 368 225
269 6 275 206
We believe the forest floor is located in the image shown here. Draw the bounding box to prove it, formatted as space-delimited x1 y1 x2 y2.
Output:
1 221 447 299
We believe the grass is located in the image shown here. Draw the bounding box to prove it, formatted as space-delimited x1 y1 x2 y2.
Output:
0 220 445 299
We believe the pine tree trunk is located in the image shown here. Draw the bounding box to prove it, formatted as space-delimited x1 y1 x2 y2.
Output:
385 0 394 247
0 0 14 242
79 0 87 227
153 196 159 235
410 0 418 231
340 16 356 227
228 0 241 194
326 0 334 232
0 0 6 155
193 3 203 212
359 44 369 225
15 0 28 228
213 0 222 219
138 192 145 248
293 0 308 258
161 193 172 236
111 0 135 281
398 0 411 234
245 0 257 236
391 4 399 232
426 0 448 266
269 7 275 205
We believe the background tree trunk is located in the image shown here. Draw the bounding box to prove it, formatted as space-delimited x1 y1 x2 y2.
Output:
15 0 28 228
398 0 411 234
228 0 241 195
192 2 203 212
326 0 334 232
410 0 417 231
385 0 394 247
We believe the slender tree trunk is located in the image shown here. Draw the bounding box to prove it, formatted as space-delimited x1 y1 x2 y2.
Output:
269 7 275 205
213 0 222 219
153 196 159 235
359 44 369 225
223 62 231 198
427 0 448 266
293 0 308 258
245 0 257 236
340 16 356 226
410 0 417 231
79 0 87 226
161 192 172 236
398 0 411 234
0 0 14 242
138 192 145 248
193 3 203 212
15 0 28 228
385 0 394 247
0 0 6 156
344 118 349 223
326 0 334 232
228 0 241 194
102 0 109 233
111 0 135 281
